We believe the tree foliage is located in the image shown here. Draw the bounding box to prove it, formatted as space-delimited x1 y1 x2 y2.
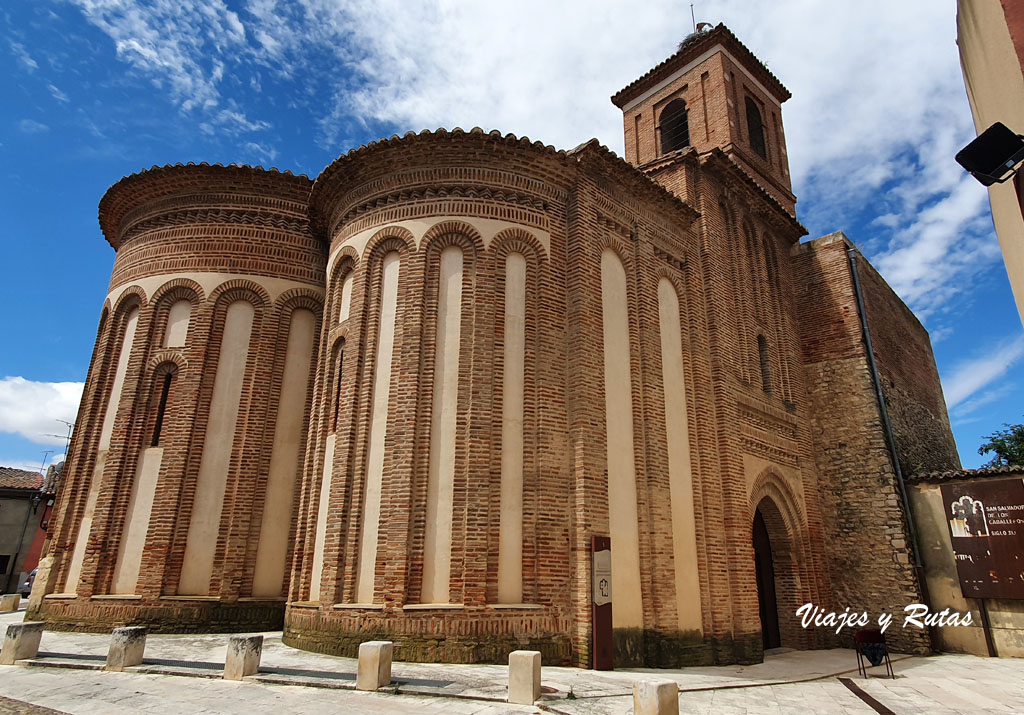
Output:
978 421 1024 467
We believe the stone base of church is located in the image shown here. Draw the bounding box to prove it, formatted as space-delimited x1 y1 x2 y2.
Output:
610 628 765 668
281 604 785 668
282 603 574 665
29 596 285 634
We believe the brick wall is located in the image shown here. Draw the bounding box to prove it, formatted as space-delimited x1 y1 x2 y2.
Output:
33 165 324 632
792 234 937 654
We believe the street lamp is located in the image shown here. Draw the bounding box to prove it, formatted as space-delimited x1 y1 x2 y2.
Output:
956 122 1024 187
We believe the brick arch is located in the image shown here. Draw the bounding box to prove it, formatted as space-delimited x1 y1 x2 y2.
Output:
748 468 803 540
150 277 205 307
207 278 271 310
597 235 634 274
420 219 485 256
112 285 148 314
327 244 360 279
490 227 547 262
749 468 806 649
653 267 685 294
326 252 358 328
145 349 188 373
324 322 350 349
274 287 324 314
363 225 415 261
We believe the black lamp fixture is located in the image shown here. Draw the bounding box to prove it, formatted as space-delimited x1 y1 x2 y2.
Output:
956 122 1024 187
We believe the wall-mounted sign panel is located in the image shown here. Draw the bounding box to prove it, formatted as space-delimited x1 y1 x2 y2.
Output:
941 477 1024 600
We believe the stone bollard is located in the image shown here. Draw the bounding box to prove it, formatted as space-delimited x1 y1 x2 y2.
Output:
633 679 679 715
0 594 21 612
507 650 542 705
224 634 263 680
356 640 393 691
0 622 45 665
105 627 147 672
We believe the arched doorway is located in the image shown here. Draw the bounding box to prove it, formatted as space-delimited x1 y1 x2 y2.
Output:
752 507 781 650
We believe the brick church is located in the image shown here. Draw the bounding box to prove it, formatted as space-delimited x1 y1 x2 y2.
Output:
30 24 960 668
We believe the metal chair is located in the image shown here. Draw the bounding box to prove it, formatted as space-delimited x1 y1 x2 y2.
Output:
855 628 894 678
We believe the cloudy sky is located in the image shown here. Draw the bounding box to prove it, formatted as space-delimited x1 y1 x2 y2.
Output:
1 0 1021 473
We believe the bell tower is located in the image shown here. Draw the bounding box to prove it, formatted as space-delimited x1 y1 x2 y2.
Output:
611 24 796 214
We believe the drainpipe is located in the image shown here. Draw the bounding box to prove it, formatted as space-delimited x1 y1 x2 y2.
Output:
846 246 922 569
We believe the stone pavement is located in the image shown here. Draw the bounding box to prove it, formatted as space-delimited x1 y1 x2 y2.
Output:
2 606 1023 714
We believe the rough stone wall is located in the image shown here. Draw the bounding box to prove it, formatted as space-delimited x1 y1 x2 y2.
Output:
854 256 961 475
34 165 324 632
792 234 931 654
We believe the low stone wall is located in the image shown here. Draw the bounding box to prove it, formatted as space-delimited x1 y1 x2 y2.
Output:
613 628 765 668
283 604 573 665
31 597 285 634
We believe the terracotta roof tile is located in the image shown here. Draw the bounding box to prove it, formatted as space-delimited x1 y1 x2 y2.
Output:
611 23 790 108
907 465 1024 483
0 466 44 490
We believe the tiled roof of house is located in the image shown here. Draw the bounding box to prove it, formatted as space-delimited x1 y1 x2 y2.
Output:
0 466 44 490
907 464 1024 483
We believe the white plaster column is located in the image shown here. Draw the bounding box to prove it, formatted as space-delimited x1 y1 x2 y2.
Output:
338 273 354 323
66 306 140 592
179 300 254 594
600 249 643 627
111 447 163 593
657 278 702 632
308 434 335 602
421 245 464 604
498 252 526 603
354 251 401 603
163 299 191 347
253 308 316 597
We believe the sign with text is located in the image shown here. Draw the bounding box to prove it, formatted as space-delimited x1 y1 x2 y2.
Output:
592 548 612 606
941 477 1024 600
591 535 613 670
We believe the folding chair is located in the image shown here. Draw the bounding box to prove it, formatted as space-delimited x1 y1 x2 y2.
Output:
855 628 894 678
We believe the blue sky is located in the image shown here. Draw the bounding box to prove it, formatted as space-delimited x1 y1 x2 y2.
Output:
1 0 1021 473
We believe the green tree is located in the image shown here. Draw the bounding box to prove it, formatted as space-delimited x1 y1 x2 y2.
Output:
978 421 1024 467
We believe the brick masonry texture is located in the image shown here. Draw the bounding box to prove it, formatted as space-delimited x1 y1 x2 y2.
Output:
37 25 957 666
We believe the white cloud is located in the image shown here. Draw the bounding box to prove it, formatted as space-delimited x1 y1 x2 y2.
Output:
0 377 83 445
65 0 1001 321
952 385 1015 419
47 84 70 102
9 41 38 71
69 0 255 125
0 457 45 475
942 336 1024 408
18 119 49 134
270 1 997 319
244 141 278 164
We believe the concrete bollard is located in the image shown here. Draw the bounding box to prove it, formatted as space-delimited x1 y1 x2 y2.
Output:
633 679 679 715
507 650 542 704
105 626 147 672
356 640 393 691
0 622 45 665
0 594 21 612
224 634 263 680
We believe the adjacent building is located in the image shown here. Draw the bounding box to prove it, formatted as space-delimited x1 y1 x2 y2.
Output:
0 466 46 595
958 0 1024 325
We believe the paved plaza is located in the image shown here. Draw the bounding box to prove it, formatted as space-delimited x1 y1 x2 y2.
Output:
1 606 1022 714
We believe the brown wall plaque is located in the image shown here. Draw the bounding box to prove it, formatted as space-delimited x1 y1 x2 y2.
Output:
941 478 1024 600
